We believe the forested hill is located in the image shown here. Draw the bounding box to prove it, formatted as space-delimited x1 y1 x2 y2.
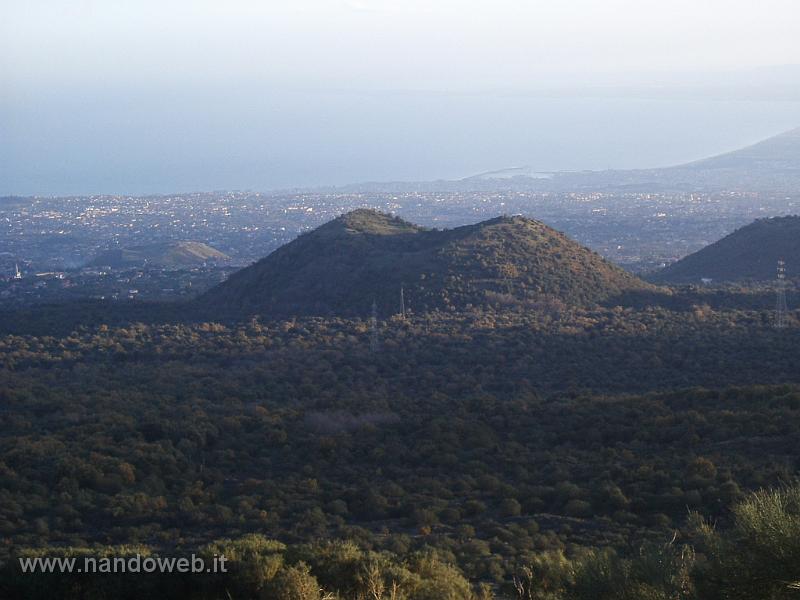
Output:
652 215 800 283
200 209 653 317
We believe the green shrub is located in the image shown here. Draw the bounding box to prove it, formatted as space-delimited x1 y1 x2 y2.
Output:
693 484 800 600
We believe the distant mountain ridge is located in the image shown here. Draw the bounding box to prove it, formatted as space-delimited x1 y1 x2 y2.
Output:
652 215 800 283
680 127 800 172
89 241 229 269
465 127 800 192
200 209 653 317
324 127 800 194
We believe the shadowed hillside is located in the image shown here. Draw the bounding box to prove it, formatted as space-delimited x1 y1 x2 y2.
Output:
200 209 653 317
652 215 800 283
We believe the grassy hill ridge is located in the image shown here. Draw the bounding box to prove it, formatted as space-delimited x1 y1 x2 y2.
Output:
90 240 229 268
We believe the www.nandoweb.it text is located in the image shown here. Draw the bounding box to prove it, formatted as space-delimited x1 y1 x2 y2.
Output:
18 553 227 574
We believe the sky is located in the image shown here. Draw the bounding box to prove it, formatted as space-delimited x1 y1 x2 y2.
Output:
2 0 800 195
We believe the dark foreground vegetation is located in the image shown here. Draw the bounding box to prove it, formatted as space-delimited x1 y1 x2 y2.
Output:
2 485 799 599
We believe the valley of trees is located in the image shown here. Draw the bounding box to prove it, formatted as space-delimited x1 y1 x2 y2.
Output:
1 295 799 597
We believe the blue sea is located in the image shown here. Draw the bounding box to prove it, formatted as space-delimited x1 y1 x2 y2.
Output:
2 88 799 195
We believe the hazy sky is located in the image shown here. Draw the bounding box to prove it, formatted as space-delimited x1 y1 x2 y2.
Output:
2 1 800 195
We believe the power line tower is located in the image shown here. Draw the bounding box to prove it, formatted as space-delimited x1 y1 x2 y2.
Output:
776 259 788 329
370 299 380 352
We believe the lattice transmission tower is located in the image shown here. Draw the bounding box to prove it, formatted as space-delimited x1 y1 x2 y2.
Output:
776 259 788 329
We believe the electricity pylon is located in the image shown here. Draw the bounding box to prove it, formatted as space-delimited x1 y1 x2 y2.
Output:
370 299 380 352
776 259 788 329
